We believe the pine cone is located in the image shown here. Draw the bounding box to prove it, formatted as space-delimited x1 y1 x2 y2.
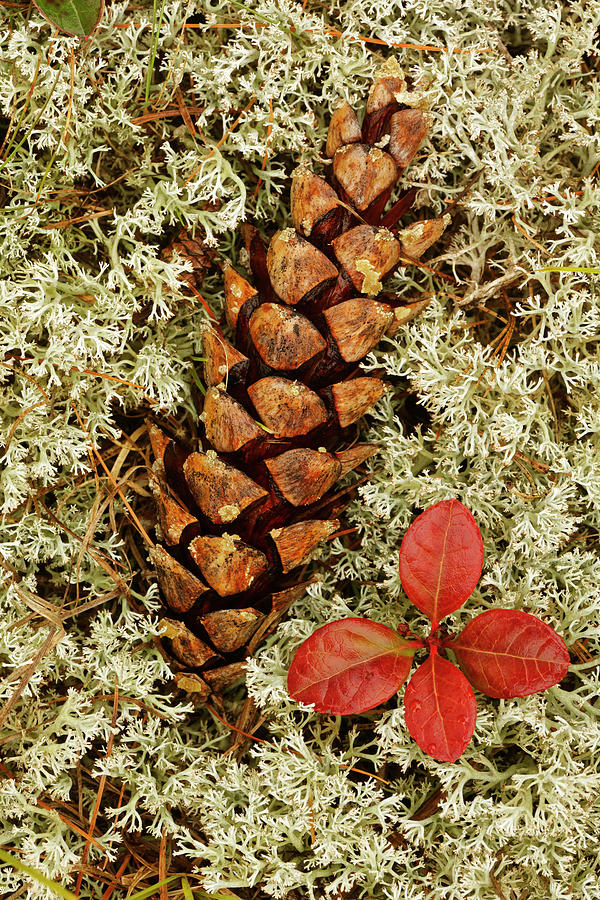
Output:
148 62 450 701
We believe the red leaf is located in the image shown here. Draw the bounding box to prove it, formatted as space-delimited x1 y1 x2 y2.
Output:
398 499 484 626
404 651 477 762
451 609 570 698
287 618 419 715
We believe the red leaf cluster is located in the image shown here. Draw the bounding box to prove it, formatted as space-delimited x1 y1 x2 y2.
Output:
287 499 570 761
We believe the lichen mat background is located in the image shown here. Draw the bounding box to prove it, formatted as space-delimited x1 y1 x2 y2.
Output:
1 1 599 899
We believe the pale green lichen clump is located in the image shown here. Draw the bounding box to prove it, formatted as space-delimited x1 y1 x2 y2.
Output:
1 0 600 897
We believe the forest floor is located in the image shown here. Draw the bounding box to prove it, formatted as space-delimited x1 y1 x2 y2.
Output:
1 1 600 898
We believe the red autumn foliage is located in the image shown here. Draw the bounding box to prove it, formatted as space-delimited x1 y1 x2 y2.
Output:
451 608 571 699
403 651 476 762
398 499 483 626
287 499 570 762
286 618 419 715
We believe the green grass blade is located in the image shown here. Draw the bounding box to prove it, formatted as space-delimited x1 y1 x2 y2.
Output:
145 0 167 103
540 266 600 273
0 848 78 900
191 368 207 396
181 877 195 900
127 875 181 900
